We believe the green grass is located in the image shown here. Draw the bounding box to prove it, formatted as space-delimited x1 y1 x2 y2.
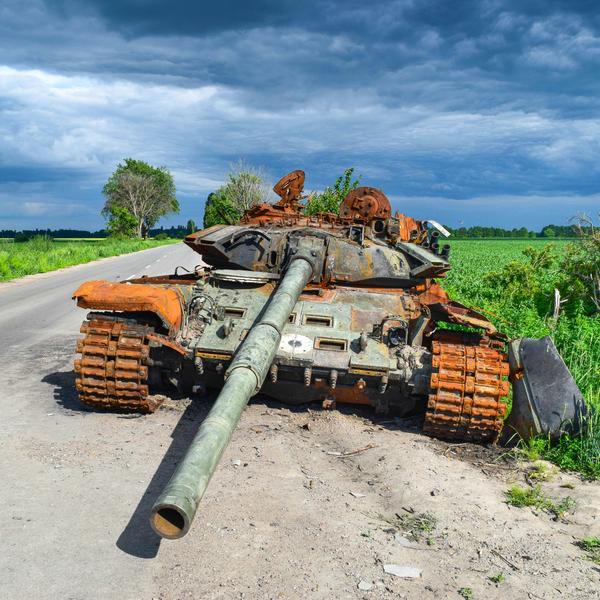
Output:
52 237 107 242
505 484 575 518
444 239 599 478
576 537 600 564
0 236 178 281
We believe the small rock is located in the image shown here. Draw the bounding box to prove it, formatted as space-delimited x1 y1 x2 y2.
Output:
350 491 366 498
383 564 422 578
430 489 440 496
231 459 242 467
357 580 373 591
394 533 419 548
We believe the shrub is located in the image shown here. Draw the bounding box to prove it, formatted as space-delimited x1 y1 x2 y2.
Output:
305 168 361 215
106 206 138 239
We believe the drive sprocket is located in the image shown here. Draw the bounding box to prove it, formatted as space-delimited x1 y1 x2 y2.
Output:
423 331 509 443
74 317 163 413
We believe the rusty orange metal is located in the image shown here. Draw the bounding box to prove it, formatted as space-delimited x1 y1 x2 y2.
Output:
74 318 163 413
339 187 391 221
73 280 184 333
272 170 305 209
423 331 509 443
396 213 422 242
418 282 450 304
314 379 373 406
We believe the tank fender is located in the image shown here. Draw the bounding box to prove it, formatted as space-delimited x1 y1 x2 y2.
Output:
426 300 499 336
72 280 184 334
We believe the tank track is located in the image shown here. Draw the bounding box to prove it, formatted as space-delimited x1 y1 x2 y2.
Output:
423 331 509 443
74 317 163 413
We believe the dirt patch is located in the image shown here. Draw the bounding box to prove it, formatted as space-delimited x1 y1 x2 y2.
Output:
150 403 599 599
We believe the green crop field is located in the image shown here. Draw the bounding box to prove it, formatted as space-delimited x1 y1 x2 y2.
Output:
0 236 178 281
443 239 599 478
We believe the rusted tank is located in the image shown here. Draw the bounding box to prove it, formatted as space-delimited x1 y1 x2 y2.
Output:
72 170 586 539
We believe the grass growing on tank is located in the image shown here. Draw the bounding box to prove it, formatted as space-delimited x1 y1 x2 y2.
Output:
443 239 599 479
0 236 178 281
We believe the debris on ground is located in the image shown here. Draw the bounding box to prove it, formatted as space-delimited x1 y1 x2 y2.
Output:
383 564 422 578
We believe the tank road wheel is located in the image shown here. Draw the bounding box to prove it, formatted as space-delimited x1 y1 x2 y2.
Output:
423 332 510 443
74 317 163 413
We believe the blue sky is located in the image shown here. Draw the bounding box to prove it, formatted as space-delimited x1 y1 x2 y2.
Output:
0 0 599 230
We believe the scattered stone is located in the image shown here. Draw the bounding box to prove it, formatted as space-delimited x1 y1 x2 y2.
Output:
231 459 242 467
350 491 366 498
383 564 422 578
357 580 373 591
394 533 419 548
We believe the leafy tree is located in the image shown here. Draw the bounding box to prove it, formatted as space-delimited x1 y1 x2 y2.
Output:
542 226 556 238
102 158 179 238
106 206 138 238
225 160 271 212
202 162 271 228
305 167 361 215
186 219 197 234
203 190 242 228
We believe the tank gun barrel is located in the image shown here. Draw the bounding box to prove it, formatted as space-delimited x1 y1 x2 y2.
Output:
150 250 316 539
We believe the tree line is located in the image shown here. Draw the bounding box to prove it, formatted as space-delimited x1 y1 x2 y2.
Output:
1 224 196 241
2 222 580 241
2 158 587 240
448 225 581 239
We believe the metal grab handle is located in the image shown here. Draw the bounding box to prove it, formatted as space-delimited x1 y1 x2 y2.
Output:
229 229 271 245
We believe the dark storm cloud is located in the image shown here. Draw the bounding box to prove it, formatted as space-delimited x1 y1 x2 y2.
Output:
0 0 599 229
47 0 310 36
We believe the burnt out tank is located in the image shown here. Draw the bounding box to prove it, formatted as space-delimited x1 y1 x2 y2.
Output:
72 170 585 539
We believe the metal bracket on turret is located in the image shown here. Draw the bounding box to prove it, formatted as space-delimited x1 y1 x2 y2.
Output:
285 235 326 281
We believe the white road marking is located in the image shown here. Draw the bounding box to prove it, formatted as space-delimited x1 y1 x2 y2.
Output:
144 264 152 269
